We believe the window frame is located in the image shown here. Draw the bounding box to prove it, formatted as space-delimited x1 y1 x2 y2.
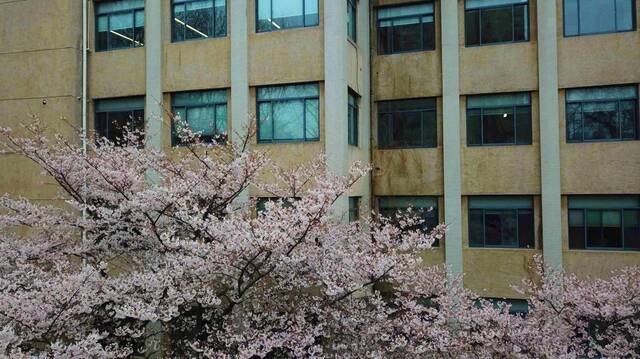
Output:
464 0 530 47
256 83 320 144
562 0 637 38
468 196 535 249
171 89 229 146
348 90 359 146
171 0 228 43
567 206 640 252
466 92 532 147
347 0 358 43
376 1 436 55
565 85 639 143
377 98 437 149
94 96 145 145
95 1 145 52
255 0 320 33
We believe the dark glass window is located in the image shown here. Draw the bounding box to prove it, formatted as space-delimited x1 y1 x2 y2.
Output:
564 0 635 37
468 196 535 249
348 0 357 42
467 92 532 146
172 0 227 42
348 90 359 146
96 0 145 51
566 85 638 142
378 196 439 246
94 96 145 145
378 98 437 149
464 0 529 46
256 0 319 32
377 2 435 55
568 196 640 250
349 196 361 222
257 83 319 143
172 89 228 145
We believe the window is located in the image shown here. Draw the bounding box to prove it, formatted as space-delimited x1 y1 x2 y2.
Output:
349 196 361 222
172 0 227 42
568 196 640 250
465 0 529 46
94 96 145 145
348 90 359 146
172 90 228 145
566 85 638 142
256 0 319 32
257 83 320 143
469 196 534 249
256 197 299 214
378 98 437 149
467 92 532 146
348 0 357 42
96 0 145 51
377 3 435 55
378 196 439 246
564 0 635 37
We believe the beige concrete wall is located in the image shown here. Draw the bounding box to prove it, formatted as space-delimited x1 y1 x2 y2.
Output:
461 95 541 195
462 197 542 298
559 89 640 194
372 99 444 196
459 0 539 95
556 0 640 89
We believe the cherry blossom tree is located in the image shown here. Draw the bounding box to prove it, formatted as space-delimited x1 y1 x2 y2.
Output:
0 121 638 358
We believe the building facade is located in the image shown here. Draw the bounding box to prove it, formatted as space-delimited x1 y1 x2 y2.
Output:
0 0 639 300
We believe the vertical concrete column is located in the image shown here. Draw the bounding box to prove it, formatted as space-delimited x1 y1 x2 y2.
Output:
537 0 563 268
324 0 349 218
230 0 249 202
145 0 163 152
358 0 372 213
441 1 463 277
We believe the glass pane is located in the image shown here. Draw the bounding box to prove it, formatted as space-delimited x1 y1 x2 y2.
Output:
393 111 423 147
513 4 528 41
422 20 435 50
378 113 392 148
564 0 579 35
465 10 480 46
347 1 356 41
258 102 272 141
467 93 530 108
485 210 517 247
97 15 109 50
515 106 532 144
305 99 319 140
602 210 622 247
95 112 109 140
616 0 634 31
569 195 640 209
173 4 186 41
257 84 319 100
392 18 422 52
185 0 213 40
624 209 640 249
378 24 392 54
423 110 437 147
214 0 227 36
215 104 227 136
566 86 637 102
304 0 319 26
566 103 583 141
96 0 144 14
273 100 304 140
134 10 144 46
586 210 604 247
469 209 484 247
110 12 135 49
187 106 215 135
518 209 534 248
621 100 637 140
273 0 304 29
469 196 532 209
569 209 586 249
467 109 482 145
378 98 436 112
480 6 513 44
378 3 433 19
482 107 515 144
582 101 619 140
579 0 616 34
466 0 527 9
257 0 271 32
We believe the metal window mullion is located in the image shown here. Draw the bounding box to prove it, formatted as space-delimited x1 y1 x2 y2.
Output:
512 105 517 144
621 208 625 249
580 102 585 142
614 0 618 31
482 208 486 247
515 208 520 247
478 9 482 45
577 0 581 34
302 0 306 27
271 100 275 141
420 111 425 146
511 4 515 42
303 99 307 141
270 0 273 31
480 107 485 145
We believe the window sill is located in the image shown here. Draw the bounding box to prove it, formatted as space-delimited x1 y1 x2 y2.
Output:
376 48 436 57
255 24 320 35
170 35 228 45
466 143 533 147
464 39 530 48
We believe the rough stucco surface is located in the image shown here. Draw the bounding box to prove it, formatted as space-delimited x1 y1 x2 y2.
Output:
164 40 231 92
